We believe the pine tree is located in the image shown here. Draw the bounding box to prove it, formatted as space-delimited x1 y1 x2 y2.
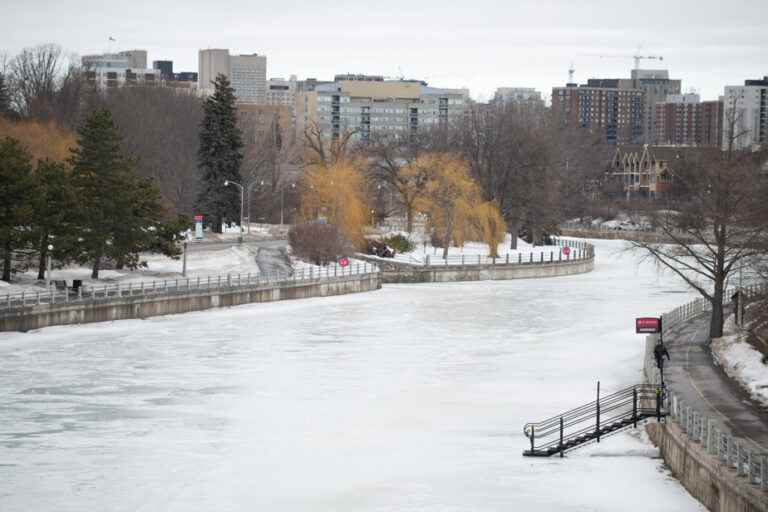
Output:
0 137 34 282
30 159 78 279
196 74 243 233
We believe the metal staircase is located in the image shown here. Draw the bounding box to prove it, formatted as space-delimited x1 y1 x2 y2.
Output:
523 383 667 457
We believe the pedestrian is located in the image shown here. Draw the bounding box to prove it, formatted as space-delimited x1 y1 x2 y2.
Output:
654 342 670 370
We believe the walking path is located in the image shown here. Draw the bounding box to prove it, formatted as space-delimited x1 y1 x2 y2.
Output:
664 311 768 452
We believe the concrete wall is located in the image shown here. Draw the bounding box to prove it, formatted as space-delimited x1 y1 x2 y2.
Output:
0 274 381 333
358 256 594 284
646 422 768 512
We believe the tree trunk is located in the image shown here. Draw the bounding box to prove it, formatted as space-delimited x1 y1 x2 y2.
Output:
37 236 48 280
115 257 124 270
405 205 414 234
2 240 11 282
91 254 101 280
508 220 520 249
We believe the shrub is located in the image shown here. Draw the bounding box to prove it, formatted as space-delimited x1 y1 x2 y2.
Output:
382 234 414 253
288 222 353 266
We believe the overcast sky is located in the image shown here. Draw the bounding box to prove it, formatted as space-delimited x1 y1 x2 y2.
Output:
2 0 766 102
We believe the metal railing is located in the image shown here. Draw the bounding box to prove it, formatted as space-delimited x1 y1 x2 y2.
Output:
386 239 594 267
646 283 768 491
1 262 379 312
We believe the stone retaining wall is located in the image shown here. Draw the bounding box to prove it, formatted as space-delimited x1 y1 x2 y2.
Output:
0 274 381 333
358 256 594 284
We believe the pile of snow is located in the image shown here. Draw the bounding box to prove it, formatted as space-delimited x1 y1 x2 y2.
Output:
711 318 768 407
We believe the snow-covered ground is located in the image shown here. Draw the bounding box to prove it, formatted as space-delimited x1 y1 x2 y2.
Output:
712 318 768 408
0 239 705 511
0 244 263 296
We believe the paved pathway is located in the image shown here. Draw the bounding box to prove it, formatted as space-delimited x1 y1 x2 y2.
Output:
664 312 768 452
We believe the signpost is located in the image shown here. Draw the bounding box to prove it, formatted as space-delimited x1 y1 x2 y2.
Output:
635 317 662 334
194 215 204 240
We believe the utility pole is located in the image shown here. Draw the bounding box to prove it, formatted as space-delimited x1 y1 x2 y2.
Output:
224 180 244 243
182 240 188 277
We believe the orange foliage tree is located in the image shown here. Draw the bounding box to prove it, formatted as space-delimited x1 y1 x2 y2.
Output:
0 117 75 162
413 153 506 258
299 159 368 248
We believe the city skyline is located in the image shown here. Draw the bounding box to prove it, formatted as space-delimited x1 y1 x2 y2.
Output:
2 0 766 102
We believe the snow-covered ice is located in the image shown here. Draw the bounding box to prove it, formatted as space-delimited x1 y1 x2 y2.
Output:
0 239 705 511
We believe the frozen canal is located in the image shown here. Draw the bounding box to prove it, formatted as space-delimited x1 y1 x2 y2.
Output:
0 239 705 511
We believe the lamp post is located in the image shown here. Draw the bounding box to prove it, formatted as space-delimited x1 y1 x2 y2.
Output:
224 179 244 243
46 244 54 288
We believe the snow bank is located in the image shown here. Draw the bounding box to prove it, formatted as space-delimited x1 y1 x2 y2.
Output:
711 319 768 407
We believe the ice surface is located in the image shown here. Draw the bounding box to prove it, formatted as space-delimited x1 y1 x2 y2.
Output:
0 239 705 511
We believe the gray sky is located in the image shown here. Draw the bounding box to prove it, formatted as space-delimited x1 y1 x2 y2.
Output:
2 0 766 102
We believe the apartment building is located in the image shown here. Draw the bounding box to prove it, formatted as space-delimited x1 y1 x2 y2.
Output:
266 76 298 107
722 76 768 150
654 93 723 147
297 78 468 141
551 80 644 144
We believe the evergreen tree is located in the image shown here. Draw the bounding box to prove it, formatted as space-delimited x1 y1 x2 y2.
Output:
69 109 171 278
30 159 78 279
0 137 34 282
0 73 12 118
196 74 243 233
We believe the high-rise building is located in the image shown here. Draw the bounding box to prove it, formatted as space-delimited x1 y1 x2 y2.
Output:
119 49 147 70
551 81 644 145
198 49 230 91
722 76 768 150
654 94 723 147
198 49 267 103
230 53 267 103
297 78 468 141
631 69 681 144
153 60 174 80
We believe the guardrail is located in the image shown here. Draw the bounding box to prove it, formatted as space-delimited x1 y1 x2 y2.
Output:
385 239 593 267
1 262 378 312
646 282 768 492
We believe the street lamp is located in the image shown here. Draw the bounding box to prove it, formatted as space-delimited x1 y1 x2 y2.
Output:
224 179 244 242
46 244 54 288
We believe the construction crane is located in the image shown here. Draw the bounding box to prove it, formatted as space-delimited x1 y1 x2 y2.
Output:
598 54 664 70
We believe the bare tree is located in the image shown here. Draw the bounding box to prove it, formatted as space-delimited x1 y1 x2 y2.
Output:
8 44 65 120
631 105 768 338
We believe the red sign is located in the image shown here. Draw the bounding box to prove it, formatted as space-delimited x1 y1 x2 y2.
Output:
636 317 662 334
194 215 203 221
339 257 350 267
562 246 571 256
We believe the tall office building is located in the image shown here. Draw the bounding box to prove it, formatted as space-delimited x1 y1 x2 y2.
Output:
297 78 468 141
198 49 230 92
198 49 267 103
230 53 267 103
266 76 298 107
631 69 681 144
722 76 768 150
551 81 644 145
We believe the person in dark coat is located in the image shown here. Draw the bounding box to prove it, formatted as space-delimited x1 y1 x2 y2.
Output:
654 343 670 370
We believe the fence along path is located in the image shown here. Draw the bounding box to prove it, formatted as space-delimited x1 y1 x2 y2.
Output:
2 262 378 312
387 239 594 266
646 283 768 492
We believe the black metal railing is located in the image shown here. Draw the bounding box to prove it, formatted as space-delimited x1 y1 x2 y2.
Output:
523 383 666 457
